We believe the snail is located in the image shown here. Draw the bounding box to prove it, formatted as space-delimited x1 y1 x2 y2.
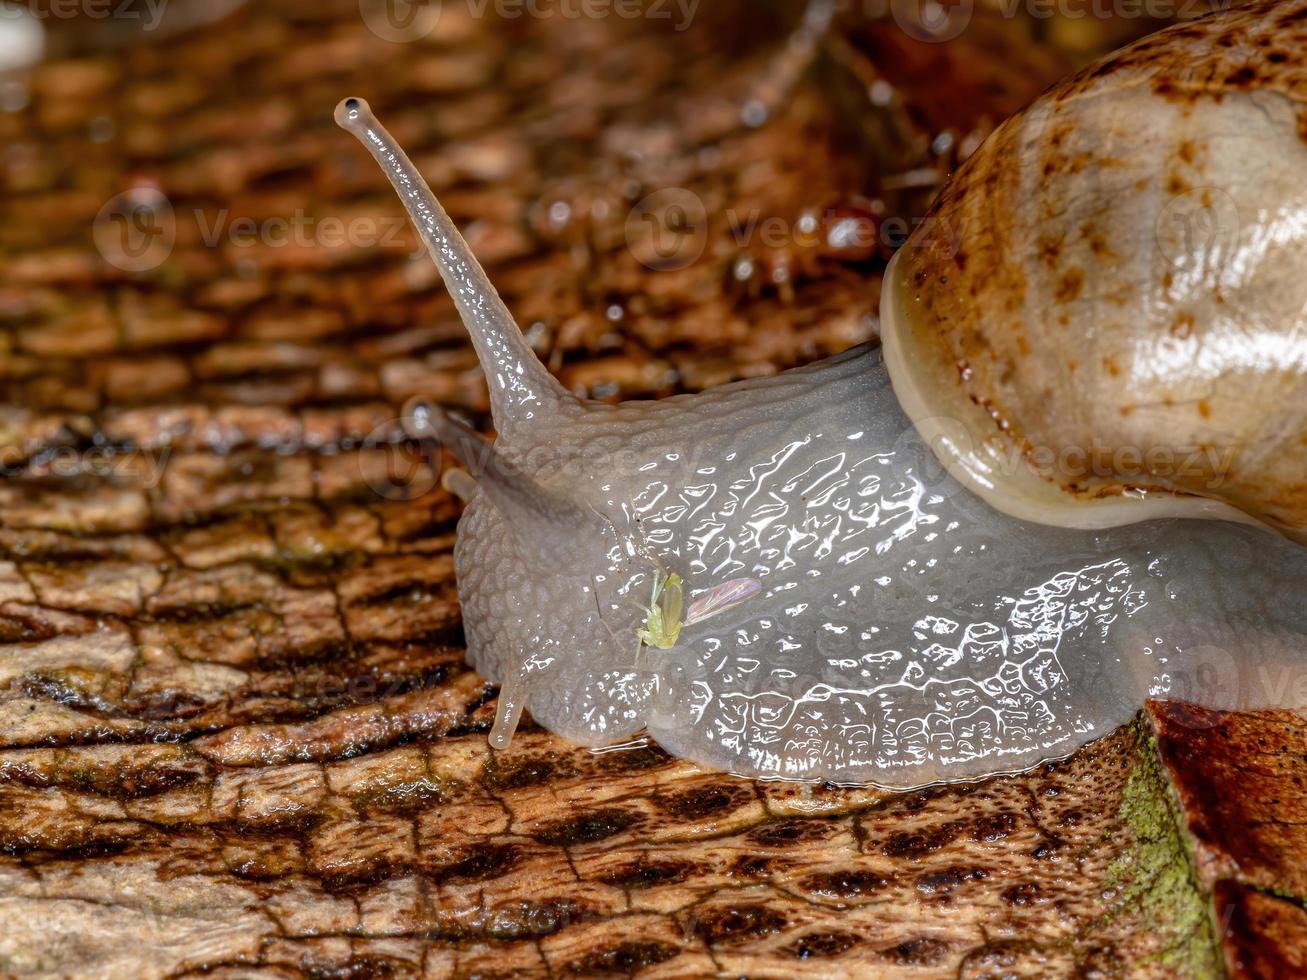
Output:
334 0 1307 788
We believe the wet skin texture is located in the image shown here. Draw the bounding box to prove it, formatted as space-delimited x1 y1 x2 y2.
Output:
334 1 1307 789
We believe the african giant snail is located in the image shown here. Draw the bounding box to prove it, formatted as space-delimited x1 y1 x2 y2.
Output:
334 0 1307 788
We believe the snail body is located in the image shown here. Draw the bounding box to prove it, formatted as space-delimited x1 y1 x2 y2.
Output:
335 0 1307 788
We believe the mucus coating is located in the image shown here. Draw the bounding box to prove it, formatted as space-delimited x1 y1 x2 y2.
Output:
336 92 1307 789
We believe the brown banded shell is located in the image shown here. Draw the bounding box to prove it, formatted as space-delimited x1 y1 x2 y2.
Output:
881 0 1307 542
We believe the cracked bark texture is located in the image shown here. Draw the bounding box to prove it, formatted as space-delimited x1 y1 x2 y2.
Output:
0 0 1290 976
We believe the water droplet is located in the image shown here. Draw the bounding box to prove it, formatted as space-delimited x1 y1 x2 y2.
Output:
741 99 768 128
869 80 894 106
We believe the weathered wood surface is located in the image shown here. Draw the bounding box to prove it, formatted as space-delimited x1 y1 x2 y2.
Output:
0 1 1299 976
1148 702 1307 978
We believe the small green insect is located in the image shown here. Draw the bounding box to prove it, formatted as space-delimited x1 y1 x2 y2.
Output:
636 569 684 650
636 571 762 650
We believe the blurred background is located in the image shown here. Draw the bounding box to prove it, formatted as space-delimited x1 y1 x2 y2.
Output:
0 0 1214 441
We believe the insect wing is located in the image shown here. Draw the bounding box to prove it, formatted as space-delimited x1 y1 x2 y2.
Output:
685 577 762 626
659 573 684 630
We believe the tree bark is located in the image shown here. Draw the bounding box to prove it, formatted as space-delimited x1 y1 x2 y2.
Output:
0 1 1298 976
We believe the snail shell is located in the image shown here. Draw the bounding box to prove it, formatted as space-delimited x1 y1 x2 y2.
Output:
334 3 1307 789
882 0 1307 540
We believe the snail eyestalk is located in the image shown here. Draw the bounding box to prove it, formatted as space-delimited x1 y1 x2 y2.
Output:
403 400 536 515
441 468 479 503
335 97 572 438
